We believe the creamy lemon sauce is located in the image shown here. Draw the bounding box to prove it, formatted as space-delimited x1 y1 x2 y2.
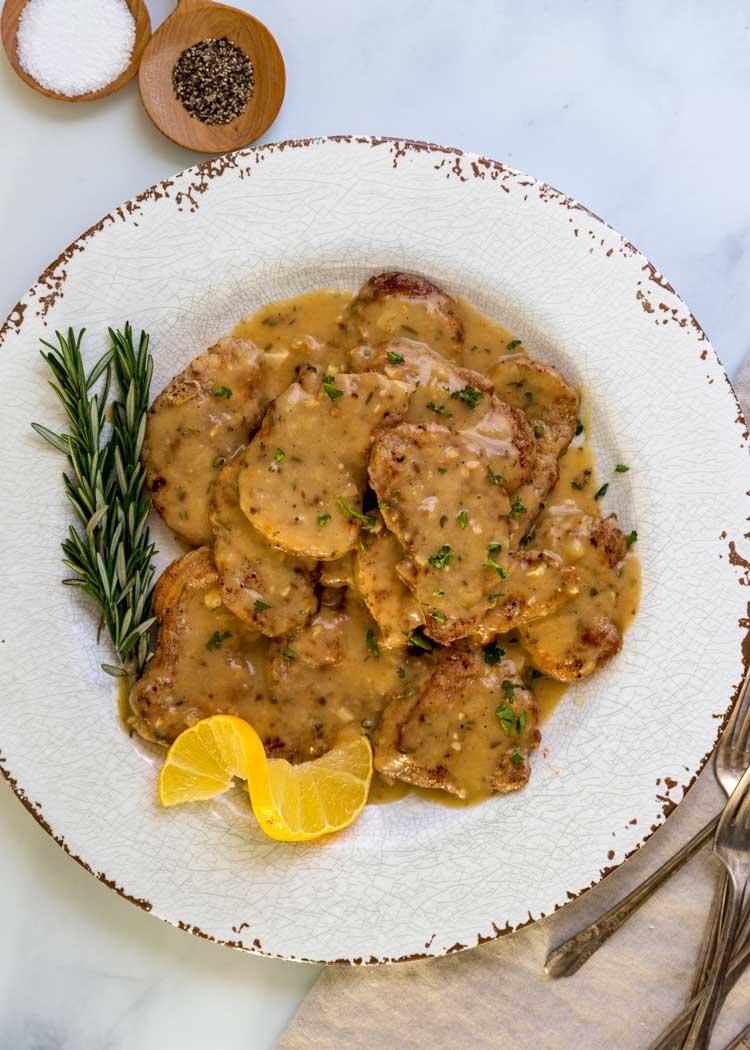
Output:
130 285 640 804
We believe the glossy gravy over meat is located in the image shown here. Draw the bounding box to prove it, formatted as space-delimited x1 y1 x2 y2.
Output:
133 279 640 803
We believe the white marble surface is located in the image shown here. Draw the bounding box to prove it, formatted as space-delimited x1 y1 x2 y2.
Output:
1 1 750 1046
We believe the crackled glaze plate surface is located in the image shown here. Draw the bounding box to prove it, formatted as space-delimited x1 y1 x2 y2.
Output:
1 137 748 965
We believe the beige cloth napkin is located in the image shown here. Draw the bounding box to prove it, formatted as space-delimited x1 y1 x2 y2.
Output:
280 364 750 1050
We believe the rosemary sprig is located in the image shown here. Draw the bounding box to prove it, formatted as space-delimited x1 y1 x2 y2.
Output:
32 324 157 678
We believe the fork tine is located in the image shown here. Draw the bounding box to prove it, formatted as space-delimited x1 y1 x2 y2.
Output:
726 665 750 750
737 773 750 829
733 702 750 754
723 765 750 833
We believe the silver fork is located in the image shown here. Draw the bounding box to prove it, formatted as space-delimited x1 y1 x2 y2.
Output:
546 663 750 979
688 663 750 1000
648 669 750 1050
680 763 750 1050
649 928 750 1050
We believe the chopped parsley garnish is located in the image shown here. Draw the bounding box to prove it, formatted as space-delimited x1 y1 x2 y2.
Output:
432 589 444 597
450 384 484 409
487 464 503 486
509 497 526 519
187 424 200 434
206 630 232 651
496 704 516 734
501 680 517 700
306 362 318 373
540 500 548 509
484 554 507 577
282 647 297 661
254 599 271 612
318 513 332 526
336 497 377 530
488 592 506 603
213 386 232 399
457 510 469 529
426 401 452 418
575 420 584 436
358 538 369 552
211 456 225 469
274 448 285 462
495 703 527 739
487 541 503 553
387 350 405 364
397 666 406 679
510 749 524 766
615 464 630 473
432 611 447 624
322 375 344 400
366 629 380 660
409 629 434 651
427 544 452 569
506 339 522 350
519 534 532 547
533 423 545 438
524 391 533 403
594 483 609 501
484 641 505 665
437 467 447 474
627 530 638 547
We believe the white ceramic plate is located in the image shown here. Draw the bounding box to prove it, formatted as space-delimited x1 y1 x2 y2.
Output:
1 137 748 965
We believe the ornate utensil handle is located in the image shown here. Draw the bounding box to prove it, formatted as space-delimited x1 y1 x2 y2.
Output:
648 909 750 1050
689 870 729 998
545 815 718 978
682 875 742 1049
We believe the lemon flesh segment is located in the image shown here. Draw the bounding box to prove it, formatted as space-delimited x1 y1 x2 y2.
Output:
158 715 266 807
158 717 372 842
250 736 373 842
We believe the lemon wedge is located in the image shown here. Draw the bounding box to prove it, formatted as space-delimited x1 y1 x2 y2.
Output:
158 715 372 841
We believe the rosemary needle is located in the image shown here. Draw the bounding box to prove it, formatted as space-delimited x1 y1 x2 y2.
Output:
32 324 157 678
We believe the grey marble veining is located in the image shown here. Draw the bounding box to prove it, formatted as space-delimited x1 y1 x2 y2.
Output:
1 1 749 1047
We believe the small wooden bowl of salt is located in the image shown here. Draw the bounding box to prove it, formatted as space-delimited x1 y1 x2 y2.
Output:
1 0 151 102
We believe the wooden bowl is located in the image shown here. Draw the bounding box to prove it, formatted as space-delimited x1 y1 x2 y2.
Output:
1 0 151 102
138 0 286 154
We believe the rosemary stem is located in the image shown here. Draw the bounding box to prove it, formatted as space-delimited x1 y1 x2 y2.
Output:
32 325 157 677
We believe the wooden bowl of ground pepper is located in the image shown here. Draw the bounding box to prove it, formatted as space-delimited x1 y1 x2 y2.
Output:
138 0 285 153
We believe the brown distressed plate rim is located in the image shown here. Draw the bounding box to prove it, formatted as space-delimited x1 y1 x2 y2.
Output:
1 135 748 965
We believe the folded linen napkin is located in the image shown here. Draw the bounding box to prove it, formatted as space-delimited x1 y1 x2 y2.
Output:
281 367 750 1050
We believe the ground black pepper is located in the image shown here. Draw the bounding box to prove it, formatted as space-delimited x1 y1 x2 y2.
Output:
172 37 254 125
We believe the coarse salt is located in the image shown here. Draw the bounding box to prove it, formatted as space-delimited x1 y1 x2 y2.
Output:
16 0 135 98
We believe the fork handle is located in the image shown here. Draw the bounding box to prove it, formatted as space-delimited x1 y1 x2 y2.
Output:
689 869 729 997
649 925 750 1049
682 876 742 1050
545 815 719 977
